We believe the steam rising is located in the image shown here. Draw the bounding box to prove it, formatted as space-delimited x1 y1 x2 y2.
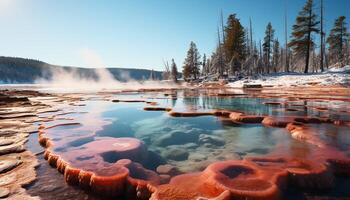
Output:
35 48 178 92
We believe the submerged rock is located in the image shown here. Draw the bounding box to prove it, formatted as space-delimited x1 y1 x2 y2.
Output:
156 164 181 176
198 134 225 146
154 130 199 146
183 142 199 149
162 149 189 161
189 153 207 162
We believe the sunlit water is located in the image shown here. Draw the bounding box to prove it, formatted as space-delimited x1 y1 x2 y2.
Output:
23 90 350 199
33 92 350 172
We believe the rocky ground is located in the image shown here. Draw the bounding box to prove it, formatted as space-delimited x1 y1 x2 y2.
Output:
0 90 49 199
0 90 86 199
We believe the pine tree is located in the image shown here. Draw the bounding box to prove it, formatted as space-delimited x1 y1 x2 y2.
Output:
289 0 319 73
327 16 349 65
263 22 275 73
223 14 246 71
183 41 201 81
170 59 178 83
272 39 280 73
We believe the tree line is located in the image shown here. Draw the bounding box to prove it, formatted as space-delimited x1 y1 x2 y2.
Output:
0 56 163 83
164 0 349 82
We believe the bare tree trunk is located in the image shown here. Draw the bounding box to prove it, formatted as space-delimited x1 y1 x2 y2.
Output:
217 26 224 77
250 18 253 55
305 6 313 73
221 10 225 43
320 0 324 72
284 0 290 72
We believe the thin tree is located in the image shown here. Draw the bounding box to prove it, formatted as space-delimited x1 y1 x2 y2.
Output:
162 60 170 80
284 0 290 72
171 59 178 83
289 0 320 73
263 22 275 73
249 17 253 55
217 26 225 77
272 39 280 73
320 0 324 71
201 53 207 75
221 10 226 43
327 16 349 65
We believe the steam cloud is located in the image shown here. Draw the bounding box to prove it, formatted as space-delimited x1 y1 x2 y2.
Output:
35 48 178 92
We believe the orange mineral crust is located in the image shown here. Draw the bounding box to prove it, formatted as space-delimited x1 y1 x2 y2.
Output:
39 132 163 197
229 112 265 123
286 122 327 148
35 92 350 199
150 160 284 200
262 117 296 128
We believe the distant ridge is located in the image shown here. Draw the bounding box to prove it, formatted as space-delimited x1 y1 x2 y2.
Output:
0 56 163 83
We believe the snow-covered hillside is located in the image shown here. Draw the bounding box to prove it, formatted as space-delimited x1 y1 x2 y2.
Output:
227 65 350 88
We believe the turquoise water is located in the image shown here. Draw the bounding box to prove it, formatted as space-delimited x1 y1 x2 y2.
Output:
38 92 350 174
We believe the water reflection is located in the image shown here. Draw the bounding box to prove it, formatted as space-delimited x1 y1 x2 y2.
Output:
37 92 350 180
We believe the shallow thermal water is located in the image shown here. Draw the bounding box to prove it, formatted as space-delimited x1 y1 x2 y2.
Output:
25 90 350 199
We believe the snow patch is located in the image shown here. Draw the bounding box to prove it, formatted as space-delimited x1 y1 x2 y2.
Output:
227 65 350 88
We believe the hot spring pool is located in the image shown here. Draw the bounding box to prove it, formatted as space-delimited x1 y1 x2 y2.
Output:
27 89 350 199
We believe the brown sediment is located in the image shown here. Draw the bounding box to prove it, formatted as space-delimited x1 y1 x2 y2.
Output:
215 93 247 97
146 101 158 106
213 110 237 118
112 99 159 107
168 111 214 117
285 108 301 112
263 102 283 106
112 99 146 103
144 107 172 112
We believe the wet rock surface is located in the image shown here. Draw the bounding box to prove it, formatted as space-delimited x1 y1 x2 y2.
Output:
198 134 225 146
162 149 189 161
0 156 22 173
154 130 200 146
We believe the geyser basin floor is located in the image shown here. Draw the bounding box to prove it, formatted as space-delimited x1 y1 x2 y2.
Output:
18 88 350 199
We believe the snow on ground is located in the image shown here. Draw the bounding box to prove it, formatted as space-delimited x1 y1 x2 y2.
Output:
227 65 350 88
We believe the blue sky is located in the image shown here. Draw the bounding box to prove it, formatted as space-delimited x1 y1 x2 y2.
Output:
0 0 349 70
